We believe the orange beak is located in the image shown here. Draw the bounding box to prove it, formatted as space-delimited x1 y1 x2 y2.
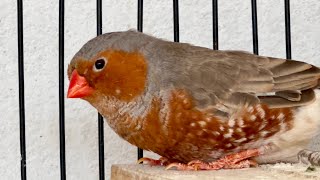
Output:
67 70 94 98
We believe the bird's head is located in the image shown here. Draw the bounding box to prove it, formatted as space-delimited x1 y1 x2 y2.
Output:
67 31 149 102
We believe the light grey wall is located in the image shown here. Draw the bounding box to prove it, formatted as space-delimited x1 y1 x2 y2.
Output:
1 0 319 179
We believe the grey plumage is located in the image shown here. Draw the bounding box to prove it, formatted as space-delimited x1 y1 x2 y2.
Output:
73 30 320 118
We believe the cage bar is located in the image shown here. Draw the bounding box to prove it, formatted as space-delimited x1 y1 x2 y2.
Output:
58 0 67 179
96 0 105 179
212 0 218 50
251 0 259 55
137 0 144 160
17 0 27 179
173 0 179 42
284 0 292 59
97 116 105 178
137 0 143 32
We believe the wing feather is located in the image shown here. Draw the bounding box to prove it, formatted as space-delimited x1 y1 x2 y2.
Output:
160 46 320 117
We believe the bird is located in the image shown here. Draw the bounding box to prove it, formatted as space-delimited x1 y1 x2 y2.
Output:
67 30 320 170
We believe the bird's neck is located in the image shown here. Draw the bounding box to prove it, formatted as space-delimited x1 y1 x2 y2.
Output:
85 92 156 139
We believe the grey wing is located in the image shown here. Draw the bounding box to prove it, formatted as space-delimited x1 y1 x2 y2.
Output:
181 50 320 118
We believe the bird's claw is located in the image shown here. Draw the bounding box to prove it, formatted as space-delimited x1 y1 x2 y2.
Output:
137 157 170 166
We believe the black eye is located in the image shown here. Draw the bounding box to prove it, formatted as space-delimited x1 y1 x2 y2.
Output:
94 58 106 71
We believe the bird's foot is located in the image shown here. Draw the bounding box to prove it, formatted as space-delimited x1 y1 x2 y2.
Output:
137 157 172 166
166 149 260 170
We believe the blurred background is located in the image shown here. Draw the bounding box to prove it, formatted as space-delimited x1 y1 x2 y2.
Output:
0 0 319 179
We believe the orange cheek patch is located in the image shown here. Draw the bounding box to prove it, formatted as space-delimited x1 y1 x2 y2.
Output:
93 50 147 102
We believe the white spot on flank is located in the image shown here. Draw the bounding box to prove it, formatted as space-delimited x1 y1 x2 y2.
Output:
258 120 267 130
205 116 213 122
198 121 207 128
250 115 257 121
219 126 225 131
183 99 189 104
247 106 254 113
256 106 266 118
135 124 142 130
202 129 209 133
190 122 196 127
235 128 243 133
237 118 244 127
225 143 232 147
277 113 285 121
260 131 269 137
223 129 233 138
228 118 235 127
115 89 121 95
234 137 247 143
212 131 220 136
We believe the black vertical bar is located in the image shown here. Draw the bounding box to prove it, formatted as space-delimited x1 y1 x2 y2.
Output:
17 0 27 179
251 0 259 55
173 0 179 42
137 0 143 32
59 0 66 179
212 0 218 50
96 0 105 179
137 0 144 160
284 0 292 59
97 0 103 35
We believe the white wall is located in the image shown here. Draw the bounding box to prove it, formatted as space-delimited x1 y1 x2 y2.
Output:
1 0 319 179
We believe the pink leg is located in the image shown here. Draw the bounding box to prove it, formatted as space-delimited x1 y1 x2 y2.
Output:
214 148 260 166
165 163 200 170
166 149 261 170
